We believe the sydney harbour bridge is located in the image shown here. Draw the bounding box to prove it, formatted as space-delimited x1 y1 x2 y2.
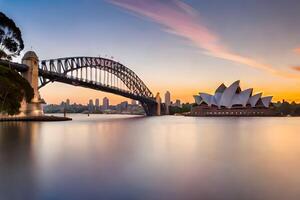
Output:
0 51 161 116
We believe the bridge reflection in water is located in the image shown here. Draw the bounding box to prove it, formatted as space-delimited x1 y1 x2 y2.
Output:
1 116 300 199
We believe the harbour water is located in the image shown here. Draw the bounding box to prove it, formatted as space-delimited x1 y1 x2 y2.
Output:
1 114 300 200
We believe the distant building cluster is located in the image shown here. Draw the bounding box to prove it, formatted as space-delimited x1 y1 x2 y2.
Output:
43 86 299 117
44 97 144 115
163 91 186 115
44 91 188 116
191 80 276 116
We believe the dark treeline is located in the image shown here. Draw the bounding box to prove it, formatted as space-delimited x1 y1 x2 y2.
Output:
169 103 193 115
274 101 300 116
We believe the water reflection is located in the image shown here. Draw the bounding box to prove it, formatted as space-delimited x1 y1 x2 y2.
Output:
1 115 300 200
0 122 40 200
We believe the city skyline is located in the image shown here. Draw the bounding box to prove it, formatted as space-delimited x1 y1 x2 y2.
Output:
56 92 180 106
2 0 300 104
2 3 300 199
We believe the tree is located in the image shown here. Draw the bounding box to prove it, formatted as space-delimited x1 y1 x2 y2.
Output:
294 107 300 116
169 103 192 115
0 65 33 115
0 12 24 60
277 101 292 116
0 13 32 115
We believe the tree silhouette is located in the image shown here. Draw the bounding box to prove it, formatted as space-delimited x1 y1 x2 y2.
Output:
0 12 33 115
0 65 33 115
0 12 24 60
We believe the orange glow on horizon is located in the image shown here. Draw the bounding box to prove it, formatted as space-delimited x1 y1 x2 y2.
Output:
41 83 300 106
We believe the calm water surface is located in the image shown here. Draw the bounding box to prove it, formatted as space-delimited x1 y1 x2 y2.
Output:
1 114 300 200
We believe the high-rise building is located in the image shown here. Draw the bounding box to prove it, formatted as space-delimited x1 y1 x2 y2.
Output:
174 99 181 108
165 91 171 114
88 99 94 112
120 101 128 112
66 99 70 107
116 101 129 112
155 93 162 115
95 98 100 111
131 99 137 105
103 97 109 110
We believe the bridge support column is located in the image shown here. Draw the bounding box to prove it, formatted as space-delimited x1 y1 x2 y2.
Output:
141 93 162 116
155 93 161 116
19 51 44 116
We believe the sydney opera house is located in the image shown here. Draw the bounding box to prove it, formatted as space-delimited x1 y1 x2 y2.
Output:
191 80 276 116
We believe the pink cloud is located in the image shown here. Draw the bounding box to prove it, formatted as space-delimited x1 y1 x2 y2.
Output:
292 66 300 71
294 48 300 55
109 0 299 78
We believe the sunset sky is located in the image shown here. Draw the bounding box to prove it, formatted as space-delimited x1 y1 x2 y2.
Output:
1 0 300 104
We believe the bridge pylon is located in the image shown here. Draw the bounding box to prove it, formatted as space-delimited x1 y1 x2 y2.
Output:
141 93 161 116
155 92 161 116
19 51 44 116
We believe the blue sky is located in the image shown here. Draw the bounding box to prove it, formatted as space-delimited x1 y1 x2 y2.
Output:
1 0 300 104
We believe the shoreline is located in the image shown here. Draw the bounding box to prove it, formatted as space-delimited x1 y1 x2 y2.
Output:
0 115 72 122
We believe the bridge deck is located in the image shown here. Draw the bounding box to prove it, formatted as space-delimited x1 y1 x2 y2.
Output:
39 70 156 104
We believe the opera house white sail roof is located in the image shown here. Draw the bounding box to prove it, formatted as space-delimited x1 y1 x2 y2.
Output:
194 80 273 108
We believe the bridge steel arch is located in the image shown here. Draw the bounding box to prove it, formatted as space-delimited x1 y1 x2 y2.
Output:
38 57 158 116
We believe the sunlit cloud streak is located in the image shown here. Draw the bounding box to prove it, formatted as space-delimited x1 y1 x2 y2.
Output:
294 48 300 55
109 0 299 78
292 66 300 71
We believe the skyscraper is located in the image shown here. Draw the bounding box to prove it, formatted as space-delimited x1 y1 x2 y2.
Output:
117 101 128 112
103 97 109 110
155 92 161 116
131 99 137 105
174 99 181 108
66 99 70 107
88 99 94 112
95 98 100 111
165 91 171 115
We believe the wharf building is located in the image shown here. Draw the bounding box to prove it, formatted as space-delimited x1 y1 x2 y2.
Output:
191 80 276 116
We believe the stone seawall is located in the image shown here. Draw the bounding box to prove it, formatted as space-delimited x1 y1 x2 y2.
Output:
189 105 278 117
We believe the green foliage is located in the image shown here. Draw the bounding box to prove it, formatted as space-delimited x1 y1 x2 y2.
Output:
0 12 24 60
0 65 33 115
274 101 300 116
294 107 300 115
169 103 192 115
0 12 30 115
